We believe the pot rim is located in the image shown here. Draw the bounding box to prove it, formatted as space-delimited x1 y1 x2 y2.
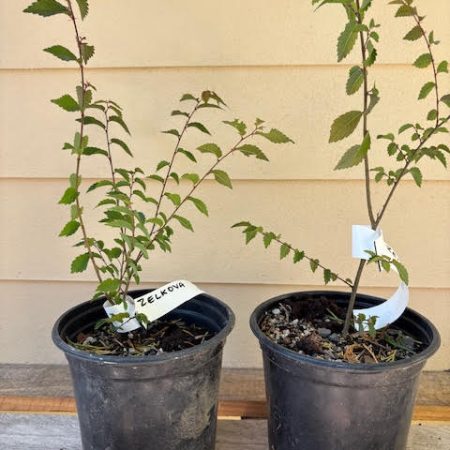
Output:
52 290 235 364
250 290 440 373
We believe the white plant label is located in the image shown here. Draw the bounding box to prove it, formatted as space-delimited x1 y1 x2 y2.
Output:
103 296 141 333
134 280 204 323
352 225 409 330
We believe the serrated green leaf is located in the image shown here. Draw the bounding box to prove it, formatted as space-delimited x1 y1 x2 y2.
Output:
293 250 305 263
188 197 208 216
280 243 290 259
23 0 68 17
263 232 275 248
188 122 210 135
165 192 181 206
96 278 120 293
404 25 422 41
346 66 364 95
75 0 89 19
197 143 222 158
77 116 105 129
395 4 416 17
329 110 363 142
110 115 130 135
337 21 358 62
414 53 432 69
310 259 319 273
437 61 449 74
441 95 450 108
51 94 79 112
107 219 133 231
409 167 423 187
80 43 94 64
59 187 78 204
392 260 409 285
44 45 77 62
83 147 108 156
418 82 435 100
111 138 132 157
59 220 80 237
174 215 194 231
223 119 246 136
71 253 90 273
178 148 197 162
256 128 293 144
335 133 371 170
213 170 232 189
237 144 269 161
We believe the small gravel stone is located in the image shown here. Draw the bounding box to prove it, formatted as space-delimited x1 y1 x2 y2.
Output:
329 333 341 343
318 327 332 338
272 308 281 315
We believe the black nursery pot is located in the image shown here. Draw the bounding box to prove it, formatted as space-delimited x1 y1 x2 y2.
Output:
250 290 440 450
52 289 235 450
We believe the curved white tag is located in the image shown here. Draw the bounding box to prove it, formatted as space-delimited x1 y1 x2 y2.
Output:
352 225 409 330
103 296 141 333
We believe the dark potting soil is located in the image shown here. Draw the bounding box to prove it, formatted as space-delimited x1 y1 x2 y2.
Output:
70 318 213 356
260 296 425 364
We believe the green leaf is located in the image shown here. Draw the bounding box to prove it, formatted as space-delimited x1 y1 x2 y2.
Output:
441 95 450 108
399 123 414 134
392 260 409 285
178 148 197 162
23 0 68 16
395 4 416 17
107 219 133 231
162 129 180 138
427 109 438 121
75 0 89 19
83 147 108 156
171 110 189 117
111 138 133 157
293 250 305 263
188 122 210 135
197 143 222 158
310 259 319 273
329 110 363 142
346 66 364 95
263 232 275 248
51 94 79 112
180 93 197 102
237 144 269 161
213 170 232 189
87 180 112 193
188 197 208 216
59 220 80 237
165 192 181 206
437 61 449 74
96 279 120 293
418 82 435 100
44 45 77 62
223 119 246 136
77 116 105 129
403 25 422 41
335 133 371 170
182 173 200 184
110 115 131 135
256 128 293 144
413 53 432 69
245 227 258 244
409 167 423 187
59 187 78 204
280 243 290 259
71 253 90 273
156 160 170 171
337 21 358 62
174 215 194 231
80 43 94 64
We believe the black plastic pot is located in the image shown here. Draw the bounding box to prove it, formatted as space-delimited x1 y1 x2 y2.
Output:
250 290 440 450
52 289 234 450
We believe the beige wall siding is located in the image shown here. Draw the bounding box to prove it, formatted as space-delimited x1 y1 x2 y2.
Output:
1 0 449 369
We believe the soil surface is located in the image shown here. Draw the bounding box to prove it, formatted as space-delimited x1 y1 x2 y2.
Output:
261 296 424 364
70 318 213 356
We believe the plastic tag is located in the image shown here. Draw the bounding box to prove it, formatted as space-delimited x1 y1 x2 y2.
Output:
351 225 409 330
103 296 141 333
134 280 204 323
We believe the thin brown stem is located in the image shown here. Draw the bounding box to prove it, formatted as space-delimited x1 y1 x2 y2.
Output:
342 259 366 336
66 0 102 283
